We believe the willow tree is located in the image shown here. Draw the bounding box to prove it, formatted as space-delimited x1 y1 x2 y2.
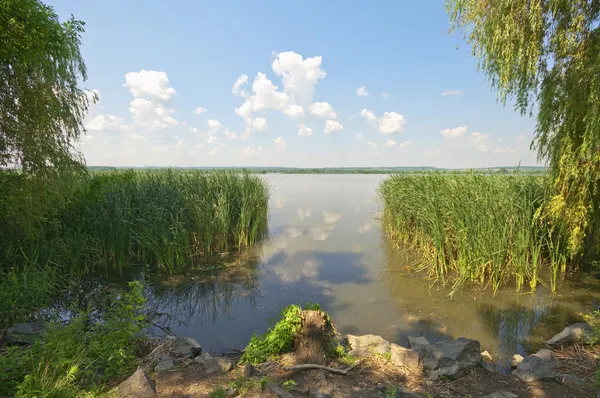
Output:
0 0 93 174
447 0 600 266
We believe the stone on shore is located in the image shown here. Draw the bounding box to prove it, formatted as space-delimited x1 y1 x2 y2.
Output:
5 320 49 345
422 337 481 379
407 336 430 358
117 369 156 397
497 354 524 370
267 382 293 398
513 349 558 382
345 334 391 355
546 323 594 347
154 355 174 372
171 336 202 358
194 352 232 374
391 343 421 371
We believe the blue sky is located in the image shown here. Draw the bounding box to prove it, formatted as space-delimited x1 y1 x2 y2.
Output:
49 0 538 168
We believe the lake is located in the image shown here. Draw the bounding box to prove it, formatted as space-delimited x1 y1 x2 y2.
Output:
148 174 600 357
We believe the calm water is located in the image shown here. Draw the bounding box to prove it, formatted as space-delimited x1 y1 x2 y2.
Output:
148 174 600 357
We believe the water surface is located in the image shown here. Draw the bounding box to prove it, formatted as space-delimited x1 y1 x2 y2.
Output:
149 174 600 357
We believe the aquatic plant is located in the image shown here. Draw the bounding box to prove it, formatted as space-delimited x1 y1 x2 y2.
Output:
380 172 570 293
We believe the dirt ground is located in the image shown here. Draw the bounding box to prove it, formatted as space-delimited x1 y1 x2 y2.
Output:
151 344 599 398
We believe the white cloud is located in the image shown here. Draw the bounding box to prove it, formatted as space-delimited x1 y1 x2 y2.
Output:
206 134 217 144
309 102 337 119
441 125 467 138
128 98 178 130
272 51 326 104
85 114 127 132
297 208 312 220
367 141 378 148
324 120 343 133
399 141 411 148
249 117 268 132
209 143 225 155
359 109 377 122
232 74 248 95
190 127 199 134
223 128 237 140
378 112 406 134
381 92 390 98
323 210 342 224
383 139 397 148
274 136 286 150
470 132 492 152
123 70 176 101
193 107 207 115
441 89 462 97
242 145 264 156
298 124 313 137
356 133 363 140
356 86 369 97
207 119 223 133
283 104 305 119
425 149 441 157
357 221 373 234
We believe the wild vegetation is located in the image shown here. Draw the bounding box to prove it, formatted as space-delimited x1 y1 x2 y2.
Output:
381 173 570 293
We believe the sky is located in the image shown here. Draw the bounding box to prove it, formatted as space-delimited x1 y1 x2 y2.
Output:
49 0 539 168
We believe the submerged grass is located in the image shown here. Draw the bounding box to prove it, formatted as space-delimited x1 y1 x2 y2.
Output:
380 172 570 293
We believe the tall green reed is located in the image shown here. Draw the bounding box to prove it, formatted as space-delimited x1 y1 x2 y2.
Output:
380 172 569 293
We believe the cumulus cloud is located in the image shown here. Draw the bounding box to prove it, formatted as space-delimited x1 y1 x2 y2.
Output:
399 141 411 148
128 97 178 130
323 211 342 224
283 104 305 119
441 89 462 97
441 125 467 138
85 114 127 132
274 136 286 150
470 132 492 152
356 86 369 96
232 74 248 95
425 149 441 157
297 208 312 220
360 109 406 134
207 119 223 133
194 107 207 115
381 92 390 98
367 141 378 148
124 70 176 101
324 120 343 133
272 51 326 104
249 117 268 132
223 128 237 140
242 145 264 156
206 134 217 144
209 143 225 155
383 139 397 148
309 102 337 119
298 124 313 137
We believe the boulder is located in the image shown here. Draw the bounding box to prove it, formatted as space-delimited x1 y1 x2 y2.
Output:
171 336 202 358
390 343 420 371
546 323 594 347
345 334 391 355
407 336 430 358
194 353 232 374
482 392 517 398
154 355 174 372
117 369 156 397
395 386 427 397
497 354 524 370
513 349 558 382
215 356 233 372
422 337 481 379
243 362 259 377
267 382 293 398
5 321 48 345
347 346 370 359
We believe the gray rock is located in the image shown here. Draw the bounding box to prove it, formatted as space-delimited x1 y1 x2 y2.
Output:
497 354 524 370
345 334 391 355
391 343 420 371
316 370 327 385
422 337 482 379
546 323 593 347
243 362 258 377
172 336 202 358
266 382 293 398
154 355 174 372
482 392 517 398
513 349 558 382
395 386 427 398
557 373 589 387
347 345 370 359
289 387 309 395
194 353 232 374
6 320 48 345
407 336 430 358
117 369 156 397
215 356 233 372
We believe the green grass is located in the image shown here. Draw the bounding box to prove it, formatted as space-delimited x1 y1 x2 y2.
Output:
380 172 569 293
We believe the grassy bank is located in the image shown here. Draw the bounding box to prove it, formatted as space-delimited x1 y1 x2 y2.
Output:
380 173 569 293
0 169 269 329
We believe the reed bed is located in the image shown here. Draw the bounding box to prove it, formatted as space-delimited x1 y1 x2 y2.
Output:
380 173 569 293
1 169 269 275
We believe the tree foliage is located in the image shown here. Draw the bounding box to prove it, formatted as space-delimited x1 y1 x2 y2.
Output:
0 0 93 173
447 0 600 264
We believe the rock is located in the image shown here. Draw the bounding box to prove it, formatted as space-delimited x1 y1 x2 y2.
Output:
407 336 430 358
243 362 258 377
546 323 594 347
345 334 391 355
395 386 427 398
289 387 309 395
215 356 233 372
422 337 481 379
316 370 328 385
154 355 174 372
497 354 524 370
390 343 420 371
266 382 293 398
557 373 589 387
194 353 232 374
347 345 370 358
481 350 493 362
194 352 213 364
5 321 48 345
172 336 201 358
482 392 517 398
116 369 156 397
513 349 558 382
